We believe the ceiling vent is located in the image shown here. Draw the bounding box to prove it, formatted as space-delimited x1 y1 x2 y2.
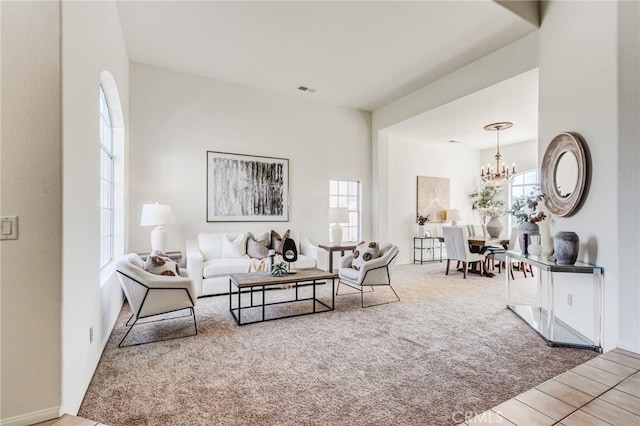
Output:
297 86 316 93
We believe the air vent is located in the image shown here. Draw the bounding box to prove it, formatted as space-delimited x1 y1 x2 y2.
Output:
297 86 316 93
448 140 461 144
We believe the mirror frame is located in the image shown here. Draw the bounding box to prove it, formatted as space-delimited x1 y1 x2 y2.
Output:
541 132 588 217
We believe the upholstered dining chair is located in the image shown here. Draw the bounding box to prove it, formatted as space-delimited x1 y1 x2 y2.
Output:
337 243 400 308
442 226 486 278
115 253 197 347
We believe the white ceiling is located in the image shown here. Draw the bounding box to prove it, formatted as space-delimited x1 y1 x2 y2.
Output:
388 68 539 149
116 1 538 112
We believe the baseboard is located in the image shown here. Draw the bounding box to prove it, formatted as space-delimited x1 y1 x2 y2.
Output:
1 406 61 426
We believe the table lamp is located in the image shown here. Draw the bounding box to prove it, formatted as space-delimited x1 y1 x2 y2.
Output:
328 207 349 246
140 203 174 253
446 209 461 226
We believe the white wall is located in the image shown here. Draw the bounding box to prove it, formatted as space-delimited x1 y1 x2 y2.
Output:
61 0 129 415
538 0 639 352
616 0 640 353
1 2 63 423
128 63 372 260
373 33 539 241
388 137 480 264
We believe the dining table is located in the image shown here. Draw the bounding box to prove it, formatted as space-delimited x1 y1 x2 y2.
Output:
437 235 510 277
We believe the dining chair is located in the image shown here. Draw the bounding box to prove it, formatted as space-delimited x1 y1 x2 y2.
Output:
442 226 486 278
485 228 534 279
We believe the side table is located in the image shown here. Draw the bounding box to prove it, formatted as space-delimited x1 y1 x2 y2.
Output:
138 251 183 267
318 243 357 272
413 236 442 263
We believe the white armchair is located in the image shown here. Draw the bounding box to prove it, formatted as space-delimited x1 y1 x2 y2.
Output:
337 243 400 308
115 253 197 347
442 226 486 278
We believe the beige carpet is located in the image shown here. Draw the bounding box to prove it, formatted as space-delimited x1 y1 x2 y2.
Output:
79 263 597 425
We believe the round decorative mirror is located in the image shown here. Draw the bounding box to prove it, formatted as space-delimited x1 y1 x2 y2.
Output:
541 133 589 217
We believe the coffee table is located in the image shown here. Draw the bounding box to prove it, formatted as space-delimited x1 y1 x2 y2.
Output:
229 268 337 325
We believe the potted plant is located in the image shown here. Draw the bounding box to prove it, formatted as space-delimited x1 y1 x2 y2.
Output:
469 185 505 237
509 187 546 254
416 213 430 237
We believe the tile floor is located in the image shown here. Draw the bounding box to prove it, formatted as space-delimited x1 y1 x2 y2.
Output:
32 349 639 426
466 348 640 426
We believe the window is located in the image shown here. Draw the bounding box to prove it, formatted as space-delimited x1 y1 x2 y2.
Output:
99 86 114 268
508 169 538 229
329 180 360 242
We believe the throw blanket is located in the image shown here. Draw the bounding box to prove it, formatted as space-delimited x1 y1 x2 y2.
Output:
248 255 289 273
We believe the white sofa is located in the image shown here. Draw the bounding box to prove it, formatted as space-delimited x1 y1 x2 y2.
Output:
186 231 320 297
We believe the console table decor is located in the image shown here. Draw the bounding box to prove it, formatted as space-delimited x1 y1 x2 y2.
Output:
506 251 603 352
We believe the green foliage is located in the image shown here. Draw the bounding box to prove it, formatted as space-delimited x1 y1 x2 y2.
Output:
509 187 547 224
469 185 505 220
271 261 288 277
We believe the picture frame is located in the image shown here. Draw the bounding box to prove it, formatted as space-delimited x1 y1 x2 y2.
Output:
417 176 450 223
206 151 289 222
425 230 432 237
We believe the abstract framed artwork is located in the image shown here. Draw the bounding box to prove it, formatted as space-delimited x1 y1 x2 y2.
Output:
207 151 289 222
416 176 450 223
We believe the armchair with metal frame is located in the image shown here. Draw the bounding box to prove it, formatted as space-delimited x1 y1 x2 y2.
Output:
336 243 400 308
115 253 197 347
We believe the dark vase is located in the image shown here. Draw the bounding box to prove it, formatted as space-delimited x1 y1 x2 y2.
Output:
518 221 540 255
554 231 579 265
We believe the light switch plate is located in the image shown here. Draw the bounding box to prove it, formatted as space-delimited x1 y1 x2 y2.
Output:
1 216 18 240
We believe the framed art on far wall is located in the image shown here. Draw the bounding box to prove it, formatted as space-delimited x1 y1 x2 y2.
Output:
206 151 289 222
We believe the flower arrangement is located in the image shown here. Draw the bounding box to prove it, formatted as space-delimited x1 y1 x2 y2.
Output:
416 214 430 225
510 187 547 224
469 185 505 224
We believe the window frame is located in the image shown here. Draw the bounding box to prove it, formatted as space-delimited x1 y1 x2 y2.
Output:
508 169 539 230
99 85 115 269
329 179 361 243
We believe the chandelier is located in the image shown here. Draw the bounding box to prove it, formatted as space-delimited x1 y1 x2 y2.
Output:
481 122 515 187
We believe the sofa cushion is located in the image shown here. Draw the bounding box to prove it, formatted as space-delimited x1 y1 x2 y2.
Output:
352 241 381 271
221 233 247 258
290 254 316 269
198 232 245 261
247 232 270 259
270 229 290 254
203 257 251 277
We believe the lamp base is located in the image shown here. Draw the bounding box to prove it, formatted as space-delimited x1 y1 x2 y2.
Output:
331 224 344 246
150 225 168 253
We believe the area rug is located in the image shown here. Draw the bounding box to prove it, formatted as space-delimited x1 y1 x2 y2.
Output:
78 263 596 425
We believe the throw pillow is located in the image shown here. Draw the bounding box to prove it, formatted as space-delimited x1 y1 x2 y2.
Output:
352 241 381 271
221 233 247 258
270 229 290 255
144 250 180 276
247 232 270 259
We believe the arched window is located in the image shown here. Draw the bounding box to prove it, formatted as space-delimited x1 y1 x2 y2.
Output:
99 71 125 282
99 86 114 268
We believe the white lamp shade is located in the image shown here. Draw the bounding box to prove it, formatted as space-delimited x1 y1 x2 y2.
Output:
140 203 174 226
446 209 462 222
328 207 349 224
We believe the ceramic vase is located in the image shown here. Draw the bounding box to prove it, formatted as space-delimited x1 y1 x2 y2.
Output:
554 231 579 265
485 217 503 238
518 221 540 255
418 225 425 237
528 235 542 256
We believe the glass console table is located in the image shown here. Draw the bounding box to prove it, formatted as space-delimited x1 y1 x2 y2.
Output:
505 251 604 352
